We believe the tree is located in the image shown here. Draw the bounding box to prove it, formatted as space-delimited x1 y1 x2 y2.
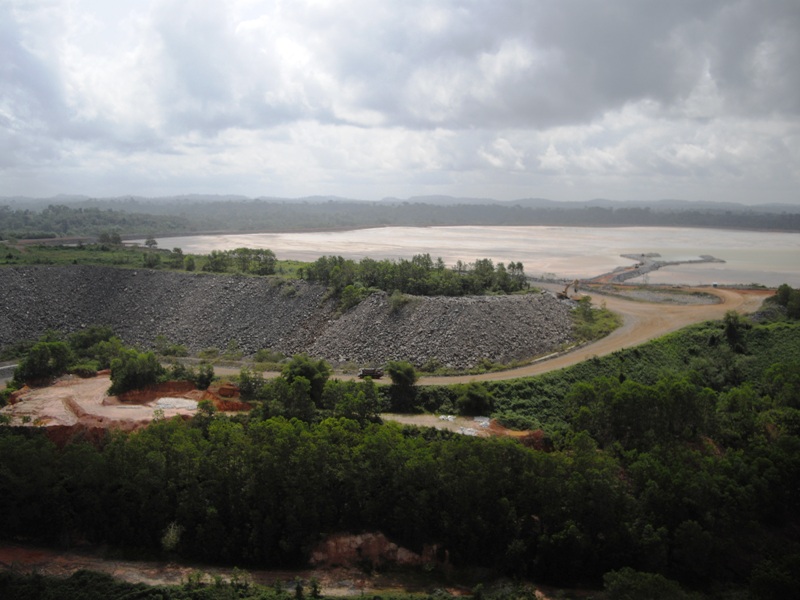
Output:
281 354 331 408
109 349 165 395
238 366 265 401
68 325 116 357
144 235 157 249
471 258 495 291
202 250 231 272
327 379 383 423
455 382 494 416
193 363 215 390
250 248 277 275
385 360 418 412
13 341 73 384
722 310 749 352
168 247 184 269
143 252 160 268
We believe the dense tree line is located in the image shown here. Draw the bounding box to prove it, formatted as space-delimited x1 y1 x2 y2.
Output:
302 254 528 296
200 248 278 275
0 371 797 595
0 204 191 239
4 200 800 240
411 302 800 431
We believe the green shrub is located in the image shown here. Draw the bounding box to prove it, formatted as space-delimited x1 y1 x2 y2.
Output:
109 349 165 396
254 348 285 363
13 341 73 384
389 289 412 314
193 363 215 390
198 347 220 360
69 361 100 378
338 284 370 312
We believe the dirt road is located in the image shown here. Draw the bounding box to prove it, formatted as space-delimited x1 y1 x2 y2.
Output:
415 286 772 385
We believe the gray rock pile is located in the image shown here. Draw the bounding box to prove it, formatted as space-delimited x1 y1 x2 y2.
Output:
1 266 575 370
310 292 574 369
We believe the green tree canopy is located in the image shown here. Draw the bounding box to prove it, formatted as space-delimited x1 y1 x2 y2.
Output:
109 348 165 396
13 341 73 384
281 354 331 408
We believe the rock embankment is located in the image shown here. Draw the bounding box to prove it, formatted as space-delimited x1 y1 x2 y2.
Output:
310 292 573 369
1 266 575 370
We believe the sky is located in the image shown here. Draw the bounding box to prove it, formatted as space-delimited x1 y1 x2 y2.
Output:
2 0 799 204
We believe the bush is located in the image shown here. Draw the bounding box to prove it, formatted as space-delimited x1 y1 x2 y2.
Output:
603 567 694 599
109 349 165 396
69 361 100 378
338 284 370 312
389 289 412 314
198 347 220 360
254 348 285 363
13 341 73 384
152 335 188 357
193 363 215 390
455 382 494 416
573 298 622 341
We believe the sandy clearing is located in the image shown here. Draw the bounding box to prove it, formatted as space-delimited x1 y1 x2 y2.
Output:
0 375 198 429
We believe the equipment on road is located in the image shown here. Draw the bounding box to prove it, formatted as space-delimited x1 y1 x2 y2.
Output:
557 279 579 300
357 367 384 379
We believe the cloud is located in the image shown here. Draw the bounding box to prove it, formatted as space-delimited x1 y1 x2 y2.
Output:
0 0 798 203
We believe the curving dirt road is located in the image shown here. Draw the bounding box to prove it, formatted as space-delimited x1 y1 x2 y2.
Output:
416 286 773 385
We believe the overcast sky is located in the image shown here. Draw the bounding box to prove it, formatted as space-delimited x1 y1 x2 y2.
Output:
2 0 799 204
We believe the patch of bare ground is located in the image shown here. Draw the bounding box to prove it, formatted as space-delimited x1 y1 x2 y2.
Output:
590 284 719 304
0 375 194 432
0 542 585 598
0 375 251 442
383 413 530 439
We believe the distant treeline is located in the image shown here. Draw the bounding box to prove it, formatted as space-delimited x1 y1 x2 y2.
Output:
3 200 800 239
0 204 192 240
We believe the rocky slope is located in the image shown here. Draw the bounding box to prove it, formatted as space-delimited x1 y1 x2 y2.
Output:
0 266 575 370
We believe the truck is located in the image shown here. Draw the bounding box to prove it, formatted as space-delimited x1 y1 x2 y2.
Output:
357 367 384 379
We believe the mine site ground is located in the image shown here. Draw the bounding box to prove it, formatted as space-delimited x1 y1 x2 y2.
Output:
1 283 772 434
0 276 774 596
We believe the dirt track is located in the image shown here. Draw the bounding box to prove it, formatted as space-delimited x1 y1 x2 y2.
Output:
415 286 772 385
